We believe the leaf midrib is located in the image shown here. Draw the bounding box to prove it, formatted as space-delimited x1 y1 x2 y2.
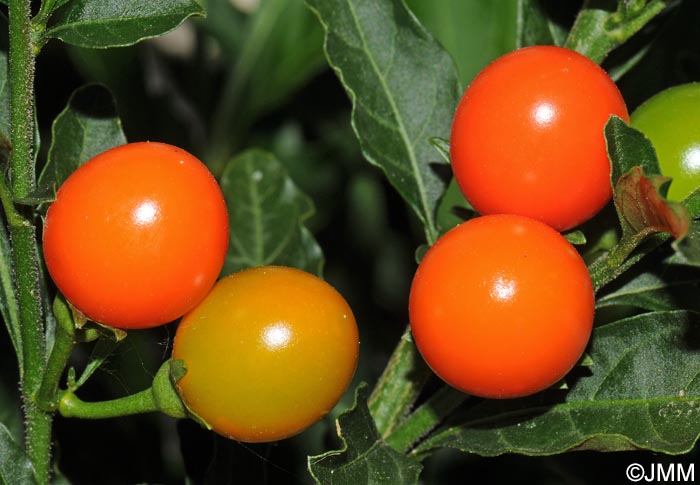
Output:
344 0 436 243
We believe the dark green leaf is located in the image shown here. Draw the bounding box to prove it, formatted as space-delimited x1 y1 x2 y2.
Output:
596 268 700 312
220 149 323 276
307 0 461 244
416 311 700 456
414 245 429 265
607 39 654 82
516 0 567 48
208 0 326 164
405 0 517 86
346 173 389 251
669 221 700 267
0 423 37 485
45 0 205 49
308 385 422 485
683 190 700 219
436 180 474 234
0 216 21 370
38 0 73 21
240 0 325 118
605 116 661 188
196 0 246 60
38 84 126 192
428 137 450 165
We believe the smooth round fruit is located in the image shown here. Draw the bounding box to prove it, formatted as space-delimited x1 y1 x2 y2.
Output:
630 83 700 200
409 214 594 398
450 45 629 231
172 266 359 442
42 142 229 329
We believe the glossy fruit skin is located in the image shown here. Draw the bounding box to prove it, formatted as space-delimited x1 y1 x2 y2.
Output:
630 83 700 201
172 266 359 442
450 45 629 231
409 214 594 399
42 142 229 329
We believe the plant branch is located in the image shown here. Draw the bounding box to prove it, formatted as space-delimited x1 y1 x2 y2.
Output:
36 297 76 411
385 384 467 454
565 0 666 63
9 0 36 199
368 327 432 437
589 231 668 293
8 0 51 482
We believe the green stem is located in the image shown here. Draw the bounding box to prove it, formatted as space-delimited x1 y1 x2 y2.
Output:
385 385 467 454
8 0 51 482
9 0 36 199
0 170 26 229
58 359 189 420
565 0 666 63
368 327 432 437
36 297 76 411
59 388 159 419
588 229 666 293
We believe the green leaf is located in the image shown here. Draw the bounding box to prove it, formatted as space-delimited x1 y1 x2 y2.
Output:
605 116 661 188
428 137 450 165
239 0 325 118
207 0 327 164
45 0 205 49
607 39 654 82
36 0 74 24
307 0 461 245
405 0 517 86
0 216 21 372
38 84 126 192
427 138 475 235
515 0 567 48
416 311 700 456
220 149 323 276
195 0 246 59
668 221 700 267
308 385 422 485
596 268 700 312
565 0 666 63
683 190 700 219
0 423 37 485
